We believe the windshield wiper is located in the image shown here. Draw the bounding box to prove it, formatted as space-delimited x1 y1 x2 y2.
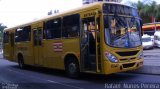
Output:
113 14 126 28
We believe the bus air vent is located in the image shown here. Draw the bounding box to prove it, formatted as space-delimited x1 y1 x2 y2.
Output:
116 51 139 56
120 57 136 62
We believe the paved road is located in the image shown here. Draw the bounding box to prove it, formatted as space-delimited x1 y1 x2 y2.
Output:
143 48 160 66
1 58 160 89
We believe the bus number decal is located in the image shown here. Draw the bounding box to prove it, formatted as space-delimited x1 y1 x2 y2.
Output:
53 42 63 52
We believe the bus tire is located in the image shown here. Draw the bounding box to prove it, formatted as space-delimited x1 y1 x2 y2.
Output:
18 54 25 69
65 57 80 78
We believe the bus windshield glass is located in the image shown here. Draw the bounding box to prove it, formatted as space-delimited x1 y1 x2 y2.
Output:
103 4 142 48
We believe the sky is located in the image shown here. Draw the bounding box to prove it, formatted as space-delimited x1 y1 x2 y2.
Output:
0 0 82 27
0 0 160 28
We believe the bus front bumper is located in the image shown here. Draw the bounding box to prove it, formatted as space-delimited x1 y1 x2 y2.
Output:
103 59 144 74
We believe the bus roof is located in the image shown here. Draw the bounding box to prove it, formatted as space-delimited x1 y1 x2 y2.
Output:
4 2 134 31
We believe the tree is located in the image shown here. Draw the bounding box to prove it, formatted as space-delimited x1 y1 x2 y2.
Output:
128 0 160 23
143 1 157 19
0 23 7 42
128 1 145 16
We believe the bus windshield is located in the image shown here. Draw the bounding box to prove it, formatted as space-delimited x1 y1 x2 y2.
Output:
103 4 142 48
104 15 142 48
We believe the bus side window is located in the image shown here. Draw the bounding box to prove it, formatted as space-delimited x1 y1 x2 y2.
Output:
34 30 38 46
38 30 42 45
15 26 31 42
3 32 9 43
45 18 61 39
62 14 80 38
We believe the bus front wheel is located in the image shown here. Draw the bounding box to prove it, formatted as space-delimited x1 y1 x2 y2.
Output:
66 58 80 78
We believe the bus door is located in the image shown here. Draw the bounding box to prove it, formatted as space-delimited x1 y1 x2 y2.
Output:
33 28 43 66
9 33 15 60
80 12 101 72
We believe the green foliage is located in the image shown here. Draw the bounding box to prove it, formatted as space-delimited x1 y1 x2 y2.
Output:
128 0 160 22
0 23 7 40
0 23 7 32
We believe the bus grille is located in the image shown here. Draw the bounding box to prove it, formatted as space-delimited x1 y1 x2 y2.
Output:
120 57 136 62
123 63 135 68
116 51 139 56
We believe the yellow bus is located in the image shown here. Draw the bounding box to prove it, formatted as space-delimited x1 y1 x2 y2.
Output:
3 2 144 77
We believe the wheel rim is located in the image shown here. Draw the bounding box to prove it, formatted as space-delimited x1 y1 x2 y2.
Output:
68 63 76 74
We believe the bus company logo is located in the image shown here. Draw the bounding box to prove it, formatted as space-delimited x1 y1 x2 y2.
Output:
53 42 63 52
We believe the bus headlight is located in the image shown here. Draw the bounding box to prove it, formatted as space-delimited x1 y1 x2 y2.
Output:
138 52 143 59
105 52 118 63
